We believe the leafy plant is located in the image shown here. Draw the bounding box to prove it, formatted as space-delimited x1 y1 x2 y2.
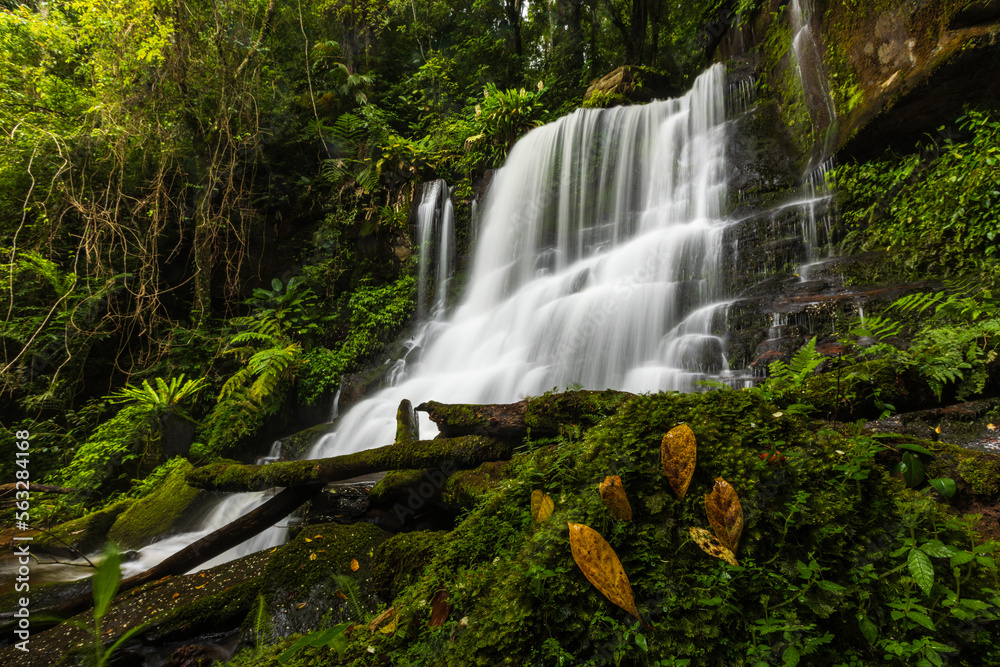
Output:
59 544 150 667
108 374 206 421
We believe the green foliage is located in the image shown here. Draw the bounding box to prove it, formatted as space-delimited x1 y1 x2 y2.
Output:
108 374 206 422
465 82 547 167
836 109 1000 278
58 403 159 494
331 391 1000 666
298 274 415 404
888 282 1000 401
278 622 352 663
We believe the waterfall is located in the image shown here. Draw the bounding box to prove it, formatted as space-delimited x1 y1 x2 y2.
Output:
415 180 456 319
307 63 730 459
124 63 733 571
788 0 837 156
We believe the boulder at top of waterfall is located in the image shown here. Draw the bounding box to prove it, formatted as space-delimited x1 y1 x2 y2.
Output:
583 66 678 106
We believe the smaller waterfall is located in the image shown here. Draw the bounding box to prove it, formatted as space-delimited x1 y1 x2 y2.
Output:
789 0 837 154
798 157 836 276
415 180 456 319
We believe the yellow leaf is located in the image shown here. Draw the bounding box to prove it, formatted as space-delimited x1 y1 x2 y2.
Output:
379 614 398 634
531 489 554 523
368 607 397 633
661 424 697 499
689 527 739 566
704 477 743 553
304 538 312 542
567 523 649 628
351 558 360 572
309 553 317 561
598 475 633 521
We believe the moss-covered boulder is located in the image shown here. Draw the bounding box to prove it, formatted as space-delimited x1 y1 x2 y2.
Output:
371 531 449 601
34 498 135 557
256 522 391 642
107 459 202 549
311 390 996 666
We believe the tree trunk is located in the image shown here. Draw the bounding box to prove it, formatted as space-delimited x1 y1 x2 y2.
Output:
37 483 323 625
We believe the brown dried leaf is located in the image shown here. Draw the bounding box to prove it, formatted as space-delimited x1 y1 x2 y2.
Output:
568 522 647 626
599 475 633 521
689 527 739 566
531 489 554 523
661 424 697 499
430 589 450 628
704 477 743 553
350 558 360 572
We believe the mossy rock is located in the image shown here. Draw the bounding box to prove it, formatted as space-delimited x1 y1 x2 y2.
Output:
34 498 135 556
799 357 936 418
107 460 202 549
441 459 514 510
368 469 436 508
370 530 449 601
257 522 391 641
323 390 999 666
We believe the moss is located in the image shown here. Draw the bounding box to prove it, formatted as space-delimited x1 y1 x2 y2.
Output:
368 468 430 507
326 391 1000 665
188 435 512 492
957 455 1000 496
523 389 633 434
370 531 449 601
441 460 514 510
34 497 135 555
107 459 202 549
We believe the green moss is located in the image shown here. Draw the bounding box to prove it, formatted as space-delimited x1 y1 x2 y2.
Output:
368 469 430 507
371 531 449 601
331 390 999 665
34 497 135 554
958 455 1000 496
523 389 633 434
441 460 513 509
107 459 201 549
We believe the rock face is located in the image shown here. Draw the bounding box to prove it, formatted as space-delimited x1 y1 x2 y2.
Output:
583 66 678 105
709 0 1000 375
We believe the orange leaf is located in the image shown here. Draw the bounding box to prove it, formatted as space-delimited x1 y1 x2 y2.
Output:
531 489 554 523
350 558 360 572
598 475 633 521
430 589 450 628
689 527 739 566
335 591 347 600
661 424 697 499
704 477 743 553
567 523 651 629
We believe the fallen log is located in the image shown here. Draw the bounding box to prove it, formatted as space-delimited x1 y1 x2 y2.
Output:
416 389 635 439
37 483 323 625
0 483 91 498
187 435 512 493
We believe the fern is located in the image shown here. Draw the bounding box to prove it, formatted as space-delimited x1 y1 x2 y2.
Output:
331 574 366 619
769 337 824 386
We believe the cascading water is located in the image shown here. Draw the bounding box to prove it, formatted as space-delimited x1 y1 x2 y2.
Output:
788 0 837 151
120 63 735 573
415 180 456 319
307 63 731 460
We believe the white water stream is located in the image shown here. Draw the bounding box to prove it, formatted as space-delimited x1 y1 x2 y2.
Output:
41 64 739 580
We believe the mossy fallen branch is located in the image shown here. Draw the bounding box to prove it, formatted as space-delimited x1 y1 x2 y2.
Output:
417 389 634 439
186 435 514 492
